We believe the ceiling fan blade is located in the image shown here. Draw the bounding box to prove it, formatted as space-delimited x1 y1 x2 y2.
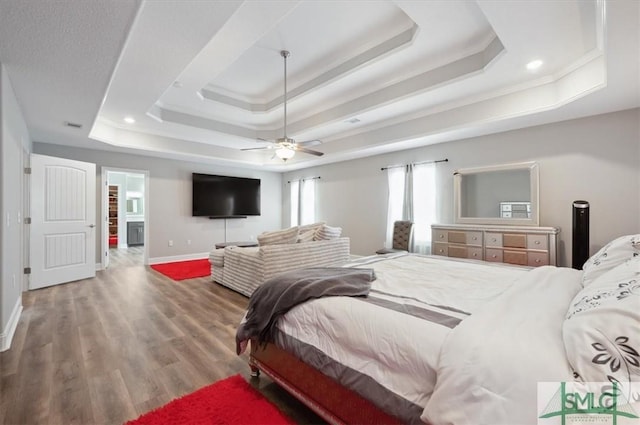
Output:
241 146 275 151
295 146 324 156
297 139 322 147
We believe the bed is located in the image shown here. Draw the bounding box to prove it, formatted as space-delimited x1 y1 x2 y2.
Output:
237 236 640 425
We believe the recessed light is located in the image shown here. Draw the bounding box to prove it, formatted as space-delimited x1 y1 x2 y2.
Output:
124 116 136 124
526 60 543 71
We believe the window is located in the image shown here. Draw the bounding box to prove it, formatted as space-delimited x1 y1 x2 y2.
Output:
290 178 316 226
386 163 436 253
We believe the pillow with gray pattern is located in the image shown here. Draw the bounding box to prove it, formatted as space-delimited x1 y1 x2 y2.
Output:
564 257 640 398
581 234 640 287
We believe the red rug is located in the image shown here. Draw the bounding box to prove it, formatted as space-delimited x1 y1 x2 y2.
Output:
126 375 294 425
150 258 211 280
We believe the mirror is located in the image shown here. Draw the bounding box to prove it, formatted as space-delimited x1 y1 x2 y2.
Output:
454 162 539 226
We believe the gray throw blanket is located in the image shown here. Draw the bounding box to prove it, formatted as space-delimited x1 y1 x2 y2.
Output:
235 267 376 355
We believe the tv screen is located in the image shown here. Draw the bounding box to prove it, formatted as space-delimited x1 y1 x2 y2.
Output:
192 173 261 218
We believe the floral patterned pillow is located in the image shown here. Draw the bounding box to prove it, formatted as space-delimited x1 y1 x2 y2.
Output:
581 234 640 287
563 258 640 398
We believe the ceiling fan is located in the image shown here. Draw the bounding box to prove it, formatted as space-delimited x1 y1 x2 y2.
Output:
242 50 324 161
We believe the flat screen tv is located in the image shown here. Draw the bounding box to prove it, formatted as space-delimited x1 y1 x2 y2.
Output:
192 173 261 218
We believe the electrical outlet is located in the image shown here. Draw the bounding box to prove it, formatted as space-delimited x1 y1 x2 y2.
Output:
168 240 173 247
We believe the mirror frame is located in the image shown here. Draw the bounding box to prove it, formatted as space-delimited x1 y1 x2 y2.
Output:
454 161 539 226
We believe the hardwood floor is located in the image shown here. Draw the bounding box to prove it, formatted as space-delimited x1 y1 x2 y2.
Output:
107 246 144 269
0 263 323 424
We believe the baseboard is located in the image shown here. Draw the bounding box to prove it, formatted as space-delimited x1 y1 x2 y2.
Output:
0 297 23 352
95 262 103 271
148 252 210 265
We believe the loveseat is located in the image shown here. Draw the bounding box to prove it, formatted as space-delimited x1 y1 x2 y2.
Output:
209 223 350 297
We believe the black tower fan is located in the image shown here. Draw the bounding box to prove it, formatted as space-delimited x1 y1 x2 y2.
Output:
572 200 590 269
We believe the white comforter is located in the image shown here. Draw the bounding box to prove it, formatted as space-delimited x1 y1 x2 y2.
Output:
276 254 529 418
423 265 583 425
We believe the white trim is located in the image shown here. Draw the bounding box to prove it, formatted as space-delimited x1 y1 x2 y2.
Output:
95 263 103 271
1 298 23 352
148 252 210 265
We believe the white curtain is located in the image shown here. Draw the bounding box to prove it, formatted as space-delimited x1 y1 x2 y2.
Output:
385 162 437 253
386 166 405 247
299 178 316 225
290 181 299 226
290 178 316 227
412 163 436 254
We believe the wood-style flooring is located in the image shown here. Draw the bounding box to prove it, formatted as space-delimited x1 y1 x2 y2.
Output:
0 252 323 424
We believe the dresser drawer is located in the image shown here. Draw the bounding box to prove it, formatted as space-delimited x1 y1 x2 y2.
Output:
448 231 466 244
467 247 482 260
504 250 527 266
466 231 482 246
527 251 549 267
433 229 448 243
448 245 467 258
486 233 503 247
485 248 503 262
432 243 448 256
503 233 527 249
527 234 548 250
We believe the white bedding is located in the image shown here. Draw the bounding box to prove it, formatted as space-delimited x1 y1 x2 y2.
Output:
424 265 583 425
275 254 529 421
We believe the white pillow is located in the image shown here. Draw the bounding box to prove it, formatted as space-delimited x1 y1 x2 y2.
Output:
424 266 582 425
297 229 315 243
257 226 299 246
298 221 325 234
581 234 640 287
564 258 640 390
314 224 342 240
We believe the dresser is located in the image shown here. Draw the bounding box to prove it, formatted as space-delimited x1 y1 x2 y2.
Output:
431 224 559 267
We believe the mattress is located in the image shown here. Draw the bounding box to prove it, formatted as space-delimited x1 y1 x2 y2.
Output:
273 253 529 424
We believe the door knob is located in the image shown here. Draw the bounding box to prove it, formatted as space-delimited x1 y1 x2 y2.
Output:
88 224 95 228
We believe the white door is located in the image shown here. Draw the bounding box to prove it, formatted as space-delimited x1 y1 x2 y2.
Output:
30 154 96 289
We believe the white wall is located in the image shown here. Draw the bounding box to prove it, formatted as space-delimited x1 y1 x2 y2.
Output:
283 108 640 267
32 143 283 263
1 64 31 350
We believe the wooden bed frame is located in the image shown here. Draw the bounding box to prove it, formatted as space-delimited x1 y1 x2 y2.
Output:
250 340 403 425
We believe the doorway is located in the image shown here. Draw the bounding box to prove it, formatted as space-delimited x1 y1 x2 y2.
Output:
101 167 149 269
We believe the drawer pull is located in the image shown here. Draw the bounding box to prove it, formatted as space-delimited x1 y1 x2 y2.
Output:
472 236 477 241
492 238 497 242
535 240 540 245
472 253 478 257
439 234 444 239
439 249 444 253
492 254 497 258
535 259 541 263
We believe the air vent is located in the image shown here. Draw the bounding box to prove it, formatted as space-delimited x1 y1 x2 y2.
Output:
64 121 83 129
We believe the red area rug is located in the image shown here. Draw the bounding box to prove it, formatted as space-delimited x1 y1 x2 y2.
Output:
150 258 211 281
126 374 294 425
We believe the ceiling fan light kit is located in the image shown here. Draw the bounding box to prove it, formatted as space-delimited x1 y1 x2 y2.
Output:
275 146 296 160
242 50 324 161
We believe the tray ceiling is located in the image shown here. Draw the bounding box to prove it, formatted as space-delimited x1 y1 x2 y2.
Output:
0 0 638 171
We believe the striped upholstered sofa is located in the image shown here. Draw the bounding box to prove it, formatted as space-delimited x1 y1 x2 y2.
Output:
209 223 350 297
